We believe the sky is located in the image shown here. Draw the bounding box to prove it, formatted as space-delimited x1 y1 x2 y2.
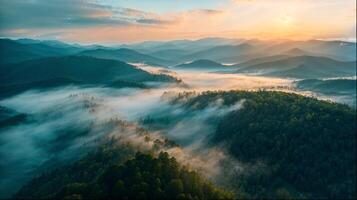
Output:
0 0 355 44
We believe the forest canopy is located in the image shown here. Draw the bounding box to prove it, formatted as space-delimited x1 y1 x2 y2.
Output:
172 90 356 199
15 147 234 200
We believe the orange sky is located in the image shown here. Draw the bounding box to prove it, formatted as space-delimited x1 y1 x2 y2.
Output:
0 0 355 44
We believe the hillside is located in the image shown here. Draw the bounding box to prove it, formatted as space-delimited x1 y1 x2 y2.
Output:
171 90 356 199
77 48 171 66
0 56 179 98
0 106 27 129
181 43 254 62
174 59 226 70
234 55 290 69
0 78 80 99
256 40 356 61
124 37 240 55
236 55 356 79
0 39 82 65
148 49 189 61
15 147 234 199
0 56 178 84
295 79 357 94
283 48 308 56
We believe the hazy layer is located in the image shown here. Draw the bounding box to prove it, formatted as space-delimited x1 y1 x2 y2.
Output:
0 66 355 197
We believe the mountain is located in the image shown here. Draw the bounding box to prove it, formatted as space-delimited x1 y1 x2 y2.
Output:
0 56 179 98
234 55 291 69
15 38 109 50
298 40 356 61
282 48 308 56
295 79 357 94
172 90 356 199
122 37 241 54
16 38 76 49
174 59 227 70
180 43 254 63
0 78 80 99
77 48 172 66
183 39 356 63
295 78 357 106
15 148 234 199
258 40 356 61
0 39 82 65
148 49 189 61
236 55 356 79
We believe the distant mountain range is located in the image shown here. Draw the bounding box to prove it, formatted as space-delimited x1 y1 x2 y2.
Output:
1 37 355 81
131 38 356 63
77 48 171 66
179 43 254 63
236 55 356 79
121 37 241 54
2 37 355 66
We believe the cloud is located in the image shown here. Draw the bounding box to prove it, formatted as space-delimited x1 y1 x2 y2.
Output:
136 18 173 25
0 0 174 31
191 9 224 15
0 0 126 29
0 0 354 42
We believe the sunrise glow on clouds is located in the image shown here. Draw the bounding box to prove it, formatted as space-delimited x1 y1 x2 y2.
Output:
0 0 355 44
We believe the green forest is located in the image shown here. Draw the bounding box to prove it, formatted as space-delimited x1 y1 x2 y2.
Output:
15 146 234 200
9 90 357 199
173 90 356 199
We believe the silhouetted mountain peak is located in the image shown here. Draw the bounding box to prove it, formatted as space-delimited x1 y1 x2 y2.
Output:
283 48 306 56
175 59 224 69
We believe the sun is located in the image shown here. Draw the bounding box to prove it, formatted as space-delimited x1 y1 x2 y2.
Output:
280 14 293 25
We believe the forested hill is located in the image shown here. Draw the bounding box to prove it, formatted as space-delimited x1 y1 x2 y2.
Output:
0 56 178 85
172 90 356 199
0 56 180 99
15 146 234 200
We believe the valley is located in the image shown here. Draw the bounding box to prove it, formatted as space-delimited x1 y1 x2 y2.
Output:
0 37 356 199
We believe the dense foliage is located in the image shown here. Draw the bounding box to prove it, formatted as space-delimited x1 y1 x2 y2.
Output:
15 147 233 199
174 90 356 199
0 106 27 129
296 79 357 94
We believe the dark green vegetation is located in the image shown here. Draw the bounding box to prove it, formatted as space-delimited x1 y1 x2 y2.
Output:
296 79 357 95
0 78 81 99
107 79 148 89
173 90 356 199
0 38 183 99
0 106 27 129
1 37 356 199
15 147 233 200
295 79 357 107
0 56 177 85
0 56 179 98
236 56 356 79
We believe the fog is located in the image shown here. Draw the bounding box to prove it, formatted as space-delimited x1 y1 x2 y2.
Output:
0 66 354 197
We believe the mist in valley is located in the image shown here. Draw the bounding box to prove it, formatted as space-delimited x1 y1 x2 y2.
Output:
1 61 355 198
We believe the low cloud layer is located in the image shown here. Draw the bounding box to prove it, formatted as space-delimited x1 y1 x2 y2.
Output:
0 68 354 197
0 84 244 197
